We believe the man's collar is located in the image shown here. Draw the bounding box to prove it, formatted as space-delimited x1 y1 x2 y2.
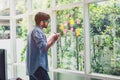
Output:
36 25 43 29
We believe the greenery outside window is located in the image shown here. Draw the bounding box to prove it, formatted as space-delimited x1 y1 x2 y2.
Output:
0 0 10 16
56 0 82 6
89 0 120 75
57 7 84 71
32 0 50 11
15 0 27 15
16 18 28 62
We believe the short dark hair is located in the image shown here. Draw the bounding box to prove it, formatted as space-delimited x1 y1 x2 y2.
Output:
35 12 50 25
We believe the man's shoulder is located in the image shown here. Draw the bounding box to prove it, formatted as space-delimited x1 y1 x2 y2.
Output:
31 27 44 36
33 26 42 32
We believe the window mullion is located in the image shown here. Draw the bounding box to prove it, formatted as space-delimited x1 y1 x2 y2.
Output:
51 0 57 80
83 1 91 80
10 0 17 78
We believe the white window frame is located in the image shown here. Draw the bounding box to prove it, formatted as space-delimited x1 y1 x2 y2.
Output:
0 0 119 79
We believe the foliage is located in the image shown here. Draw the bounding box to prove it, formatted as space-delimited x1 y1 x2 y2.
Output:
17 19 28 40
57 7 84 70
56 0 120 75
0 26 10 39
16 0 27 14
89 0 120 75
0 26 5 38
32 0 50 11
56 0 81 5
17 19 28 62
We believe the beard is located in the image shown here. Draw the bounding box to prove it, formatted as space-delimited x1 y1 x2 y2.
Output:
43 22 48 28
43 24 48 28
40 22 48 28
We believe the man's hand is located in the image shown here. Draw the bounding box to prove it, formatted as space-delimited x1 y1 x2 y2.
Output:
52 33 60 41
45 33 60 51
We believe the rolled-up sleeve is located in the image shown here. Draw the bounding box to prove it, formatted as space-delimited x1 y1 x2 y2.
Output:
32 30 47 50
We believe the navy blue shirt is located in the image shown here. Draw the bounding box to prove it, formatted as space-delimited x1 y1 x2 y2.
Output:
26 26 49 75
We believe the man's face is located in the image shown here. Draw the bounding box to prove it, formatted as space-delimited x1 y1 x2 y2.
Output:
43 20 49 28
40 20 50 28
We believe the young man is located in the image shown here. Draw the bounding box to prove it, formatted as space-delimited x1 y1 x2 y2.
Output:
26 12 60 80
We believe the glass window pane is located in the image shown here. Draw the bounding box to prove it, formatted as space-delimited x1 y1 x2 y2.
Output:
8 65 13 79
16 18 28 63
0 20 12 63
56 0 82 6
56 72 85 80
0 20 10 39
32 0 50 11
15 0 27 15
89 0 120 75
0 0 10 16
57 7 84 71
16 64 28 80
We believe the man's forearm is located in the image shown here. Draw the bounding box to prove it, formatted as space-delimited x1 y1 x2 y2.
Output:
45 33 60 51
45 38 55 51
